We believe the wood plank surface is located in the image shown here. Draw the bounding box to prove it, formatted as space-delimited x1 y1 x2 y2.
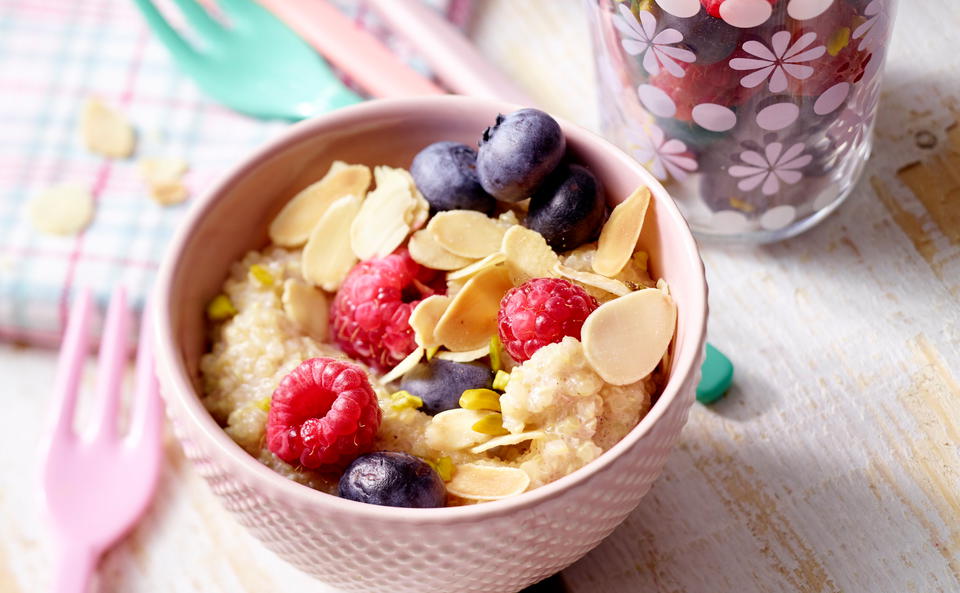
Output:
2 1 959 592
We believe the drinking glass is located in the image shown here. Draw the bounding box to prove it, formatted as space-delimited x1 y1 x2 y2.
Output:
586 0 896 241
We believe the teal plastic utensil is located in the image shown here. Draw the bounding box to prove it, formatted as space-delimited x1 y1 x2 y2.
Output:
697 343 734 404
132 0 363 120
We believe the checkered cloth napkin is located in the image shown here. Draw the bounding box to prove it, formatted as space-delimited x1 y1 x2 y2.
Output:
0 0 471 347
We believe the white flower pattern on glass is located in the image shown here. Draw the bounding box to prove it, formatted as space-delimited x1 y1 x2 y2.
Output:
829 81 881 158
628 124 698 181
612 5 696 77
729 31 826 93
852 0 885 51
728 141 813 195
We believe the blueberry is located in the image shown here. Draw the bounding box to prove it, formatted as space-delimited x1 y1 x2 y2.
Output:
477 108 566 203
400 358 493 416
338 452 445 508
660 9 741 65
410 141 496 214
524 164 607 252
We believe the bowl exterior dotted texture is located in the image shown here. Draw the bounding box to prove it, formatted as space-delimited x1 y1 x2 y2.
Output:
154 96 708 593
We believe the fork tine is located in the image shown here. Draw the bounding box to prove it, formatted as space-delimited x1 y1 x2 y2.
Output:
91 288 132 440
132 0 198 63
171 0 229 40
127 300 163 447
50 289 93 438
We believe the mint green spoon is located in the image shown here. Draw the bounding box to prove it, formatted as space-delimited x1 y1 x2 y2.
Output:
132 0 362 120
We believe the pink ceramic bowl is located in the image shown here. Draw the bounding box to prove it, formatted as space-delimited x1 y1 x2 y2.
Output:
154 96 707 593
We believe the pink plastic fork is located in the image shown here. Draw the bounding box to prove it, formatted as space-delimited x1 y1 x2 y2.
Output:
41 288 163 593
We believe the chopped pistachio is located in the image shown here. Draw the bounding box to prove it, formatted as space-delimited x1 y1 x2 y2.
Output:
426 345 440 361
489 334 502 371
459 388 501 412
424 456 455 481
206 294 237 321
471 412 509 436
492 369 511 392
434 456 454 481
389 390 423 411
249 263 274 287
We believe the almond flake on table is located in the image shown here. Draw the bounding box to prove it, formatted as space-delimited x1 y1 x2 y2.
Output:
80 97 136 158
28 183 94 236
138 156 190 206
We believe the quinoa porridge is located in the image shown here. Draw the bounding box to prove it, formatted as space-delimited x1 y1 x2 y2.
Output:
200 109 676 507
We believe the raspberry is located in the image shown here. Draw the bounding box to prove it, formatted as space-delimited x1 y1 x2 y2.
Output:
497 278 599 363
266 357 381 469
330 249 442 371
650 47 759 121
785 2 870 96
701 0 777 19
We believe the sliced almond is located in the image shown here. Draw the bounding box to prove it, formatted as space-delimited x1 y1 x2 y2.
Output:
148 181 189 205
269 162 371 247
425 409 495 451
281 279 329 342
501 225 559 285
139 157 190 206
302 194 363 291
409 295 451 349
427 210 506 259
469 431 545 454
28 183 94 235
351 166 420 260
434 266 513 352
406 182 431 231
593 186 651 277
380 346 425 384
446 464 531 500
497 210 521 227
446 252 506 281
581 288 677 385
657 277 670 296
436 345 490 362
139 156 187 184
408 229 476 271
81 97 135 158
555 263 631 297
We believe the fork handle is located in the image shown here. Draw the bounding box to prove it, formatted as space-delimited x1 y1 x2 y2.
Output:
257 0 445 99
53 541 95 593
366 0 536 106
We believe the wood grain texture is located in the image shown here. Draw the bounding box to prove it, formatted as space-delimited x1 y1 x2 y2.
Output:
2 1 959 592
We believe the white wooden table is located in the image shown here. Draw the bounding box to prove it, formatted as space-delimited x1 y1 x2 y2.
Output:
3 1 959 591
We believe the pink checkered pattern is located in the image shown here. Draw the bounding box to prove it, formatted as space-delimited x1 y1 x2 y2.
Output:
0 0 469 347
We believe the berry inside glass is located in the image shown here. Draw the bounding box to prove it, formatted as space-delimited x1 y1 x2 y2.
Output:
588 0 895 241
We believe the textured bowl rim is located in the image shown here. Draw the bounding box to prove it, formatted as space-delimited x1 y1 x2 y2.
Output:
154 95 707 522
